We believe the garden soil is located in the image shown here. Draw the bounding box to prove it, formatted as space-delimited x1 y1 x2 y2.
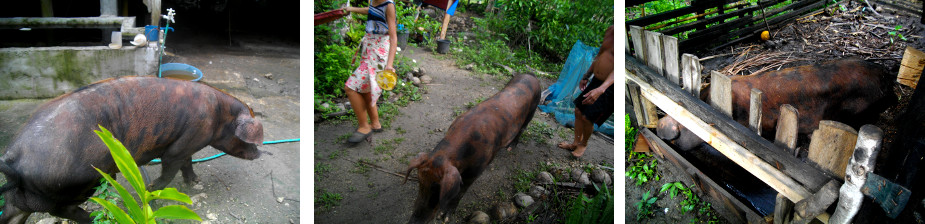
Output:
313 45 615 223
0 32 300 223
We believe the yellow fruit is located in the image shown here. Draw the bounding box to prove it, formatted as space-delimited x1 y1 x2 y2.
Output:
761 31 770 41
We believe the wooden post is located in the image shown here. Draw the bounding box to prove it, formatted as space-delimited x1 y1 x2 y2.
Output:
898 46 925 88
748 88 763 135
831 125 883 224
439 0 453 40
808 121 859 179
681 53 702 98
662 35 680 85
630 26 647 61
774 193 793 224
792 180 841 224
644 31 664 75
709 71 732 117
41 0 53 17
628 83 647 127
775 104 799 153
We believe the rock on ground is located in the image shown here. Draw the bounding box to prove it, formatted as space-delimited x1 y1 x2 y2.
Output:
420 75 432 84
591 169 612 185
492 202 518 220
571 169 592 186
536 171 554 184
529 185 549 199
513 192 534 208
468 211 490 224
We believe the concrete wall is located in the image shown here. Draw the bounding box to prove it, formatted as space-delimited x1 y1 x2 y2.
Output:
0 45 157 99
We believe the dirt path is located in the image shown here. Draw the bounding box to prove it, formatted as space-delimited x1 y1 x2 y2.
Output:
313 45 614 223
0 34 300 223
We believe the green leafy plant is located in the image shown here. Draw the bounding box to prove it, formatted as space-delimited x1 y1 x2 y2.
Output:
90 179 120 223
626 114 660 185
89 125 201 224
522 120 556 145
889 25 907 44
511 168 537 193
316 189 344 212
660 181 686 199
565 184 614 223
635 190 658 221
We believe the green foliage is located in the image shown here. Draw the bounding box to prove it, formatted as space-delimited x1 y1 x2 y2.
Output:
487 0 613 62
565 184 614 223
89 125 201 224
314 44 358 104
635 190 658 221
374 137 405 156
625 114 660 185
90 179 120 223
889 25 907 44
512 168 537 193
523 120 556 145
660 181 686 200
316 189 344 212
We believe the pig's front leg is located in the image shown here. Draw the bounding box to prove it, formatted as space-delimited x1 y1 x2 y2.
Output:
181 158 200 184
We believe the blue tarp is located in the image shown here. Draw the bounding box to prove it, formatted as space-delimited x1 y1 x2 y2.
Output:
539 40 614 136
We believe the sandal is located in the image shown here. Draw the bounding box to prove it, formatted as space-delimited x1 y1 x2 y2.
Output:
372 128 384 133
347 130 372 144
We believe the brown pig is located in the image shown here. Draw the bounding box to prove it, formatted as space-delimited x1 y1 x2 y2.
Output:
657 59 892 151
403 73 540 224
0 76 264 224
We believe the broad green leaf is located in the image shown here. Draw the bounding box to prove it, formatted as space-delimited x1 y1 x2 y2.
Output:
89 197 136 224
93 167 143 222
153 205 203 221
149 188 193 204
94 125 147 203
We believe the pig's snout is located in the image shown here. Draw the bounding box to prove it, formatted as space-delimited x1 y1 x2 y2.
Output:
657 117 681 141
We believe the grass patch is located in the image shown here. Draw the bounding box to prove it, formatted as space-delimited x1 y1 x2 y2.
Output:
374 137 405 157
350 158 372 175
512 168 537 193
522 120 556 145
565 184 615 223
315 189 344 213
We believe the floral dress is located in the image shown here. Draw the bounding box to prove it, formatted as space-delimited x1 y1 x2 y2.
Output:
345 0 393 105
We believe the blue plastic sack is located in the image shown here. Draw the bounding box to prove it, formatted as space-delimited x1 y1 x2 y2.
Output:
539 40 613 137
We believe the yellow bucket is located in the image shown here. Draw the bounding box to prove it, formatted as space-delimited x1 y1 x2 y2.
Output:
377 70 397 91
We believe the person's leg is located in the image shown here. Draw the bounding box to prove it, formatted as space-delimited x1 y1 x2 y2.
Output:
346 86 372 134
572 109 594 157
558 109 583 151
362 92 382 130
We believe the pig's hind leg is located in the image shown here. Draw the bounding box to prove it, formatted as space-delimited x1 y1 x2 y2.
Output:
50 204 92 224
0 202 31 224
180 158 201 184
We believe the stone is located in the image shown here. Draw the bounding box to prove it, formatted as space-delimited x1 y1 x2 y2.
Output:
264 73 273 80
465 63 475 70
492 202 518 220
529 185 549 199
420 75 432 84
36 218 57 224
468 211 490 224
418 67 426 76
405 72 415 80
412 77 422 86
591 169 612 185
277 197 284 203
513 192 534 208
321 103 331 109
536 171 554 184
571 169 592 186
335 103 347 112
207 213 218 220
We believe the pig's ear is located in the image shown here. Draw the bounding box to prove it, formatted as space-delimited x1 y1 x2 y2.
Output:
403 152 428 184
438 165 462 210
235 115 264 145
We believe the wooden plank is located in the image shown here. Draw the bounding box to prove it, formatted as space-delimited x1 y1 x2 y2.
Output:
681 53 703 98
898 46 925 88
830 125 883 223
641 129 765 224
628 83 647 127
709 71 732 117
626 53 836 222
660 0 792 35
774 104 799 153
662 34 680 86
630 26 647 61
807 121 858 179
686 14 754 41
644 30 665 75
642 96 660 128
626 5 702 27
749 88 763 135
624 25 631 54
774 193 794 224
792 180 840 224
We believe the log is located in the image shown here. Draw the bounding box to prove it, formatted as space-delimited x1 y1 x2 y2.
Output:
681 53 702 98
830 125 884 224
749 88 763 136
628 83 658 128
898 46 925 89
709 71 732 117
662 34 681 86
792 180 841 224
641 129 764 224
626 53 836 222
807 121 858 179
774 104 799 154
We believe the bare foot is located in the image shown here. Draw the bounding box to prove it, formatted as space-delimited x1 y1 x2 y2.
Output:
571 145 587 157
557 141 577 151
